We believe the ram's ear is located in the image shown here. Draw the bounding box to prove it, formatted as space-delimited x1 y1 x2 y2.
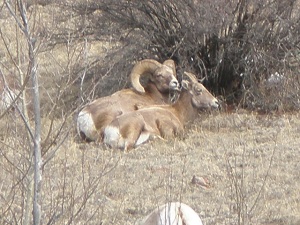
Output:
181 80 190 90
199 77 206 83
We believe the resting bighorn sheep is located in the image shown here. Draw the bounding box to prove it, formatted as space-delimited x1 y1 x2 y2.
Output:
139 202 203 225
104 72 219 150
77 59 180 142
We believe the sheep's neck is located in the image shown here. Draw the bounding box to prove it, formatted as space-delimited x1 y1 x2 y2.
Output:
172 90 198 124
144 82 169 104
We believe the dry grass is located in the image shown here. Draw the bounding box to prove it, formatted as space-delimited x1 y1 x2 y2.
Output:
2 111 300 224
1 2 300 224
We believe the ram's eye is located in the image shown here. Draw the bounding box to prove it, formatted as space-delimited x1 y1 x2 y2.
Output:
195 88 203 94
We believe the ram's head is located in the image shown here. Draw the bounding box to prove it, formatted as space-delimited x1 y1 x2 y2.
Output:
130 59 180 93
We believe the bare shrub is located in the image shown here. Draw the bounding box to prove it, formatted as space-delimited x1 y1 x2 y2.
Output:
225 141 277 224
0 1 96 224
56 0 300 111
3 0 298 111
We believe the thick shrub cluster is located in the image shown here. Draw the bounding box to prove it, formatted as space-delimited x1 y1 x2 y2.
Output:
3 0 299 113
61 0 299 111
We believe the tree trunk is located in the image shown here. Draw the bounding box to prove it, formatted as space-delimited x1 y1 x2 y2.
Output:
5 1 42 224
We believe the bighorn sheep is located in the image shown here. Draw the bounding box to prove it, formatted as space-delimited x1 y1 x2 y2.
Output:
104 72 219 150
77 59 180 142
139 202 203 225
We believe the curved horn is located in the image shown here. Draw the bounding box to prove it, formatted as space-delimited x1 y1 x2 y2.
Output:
183 71 198 83
163 59 176 77
130 59 162 93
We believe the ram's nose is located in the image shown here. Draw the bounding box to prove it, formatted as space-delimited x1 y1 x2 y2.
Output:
211 98 220 109
169 80 180 91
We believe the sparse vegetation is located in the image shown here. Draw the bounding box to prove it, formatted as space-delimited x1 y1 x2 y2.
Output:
0 0 300 224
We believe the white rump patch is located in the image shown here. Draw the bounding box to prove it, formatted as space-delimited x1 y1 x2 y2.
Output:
103 126 125 149
77 110 97 141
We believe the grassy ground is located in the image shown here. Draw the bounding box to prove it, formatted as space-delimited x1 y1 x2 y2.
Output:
1 110 300 225
3 111 299 224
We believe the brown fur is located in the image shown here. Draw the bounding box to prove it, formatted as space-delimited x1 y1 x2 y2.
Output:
77 59 179 142
104 75 219 150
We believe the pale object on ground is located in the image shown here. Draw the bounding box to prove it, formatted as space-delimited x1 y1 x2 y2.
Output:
139 202 203 225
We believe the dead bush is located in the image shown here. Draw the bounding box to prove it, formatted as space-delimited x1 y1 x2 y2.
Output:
57 0 300 111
